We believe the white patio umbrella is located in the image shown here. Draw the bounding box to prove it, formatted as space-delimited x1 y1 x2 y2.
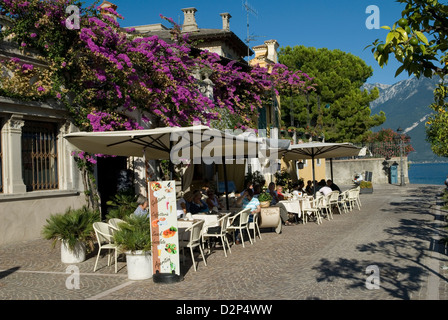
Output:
64 125 264 209
279 142 362 196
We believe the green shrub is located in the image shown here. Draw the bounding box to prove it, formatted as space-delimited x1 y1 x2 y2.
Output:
113 214 152 253
360 181 373 188
106 192 138 220
258 192 273 202
42 206 100 252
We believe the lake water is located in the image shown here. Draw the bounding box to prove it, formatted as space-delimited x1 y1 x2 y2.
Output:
408 162 448 185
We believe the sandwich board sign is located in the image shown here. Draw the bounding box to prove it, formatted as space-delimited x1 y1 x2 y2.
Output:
148 181 180 276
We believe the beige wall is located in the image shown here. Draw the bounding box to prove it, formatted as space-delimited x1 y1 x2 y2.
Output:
297 159 327 183
0 192 85 245
325 157 409 185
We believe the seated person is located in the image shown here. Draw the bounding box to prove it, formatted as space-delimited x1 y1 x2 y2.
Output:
317 179 333 196
327 179 341 192
253 184 261 198
268 182 293 226
268 182 281 206
234 189 261 243
189 190 209 214
205 189 222 211
236 189 261 223
305 180 313 195
237 181 254 197
176 191 193 218
276 185 285 200
353 173 364 185
134 195 149 217
291 183 303 198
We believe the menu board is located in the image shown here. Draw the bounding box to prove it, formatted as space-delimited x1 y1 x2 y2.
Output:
148 180 180 276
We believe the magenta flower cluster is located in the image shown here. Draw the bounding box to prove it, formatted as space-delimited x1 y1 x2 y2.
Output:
0 0 316 132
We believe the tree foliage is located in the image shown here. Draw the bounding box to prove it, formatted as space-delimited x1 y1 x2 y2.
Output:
278 46 386 143
0 0 316 132
365 128 415 157
368 0 448 157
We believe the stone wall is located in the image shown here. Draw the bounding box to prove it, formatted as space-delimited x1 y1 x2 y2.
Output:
325 157 409 185
0 191 85 245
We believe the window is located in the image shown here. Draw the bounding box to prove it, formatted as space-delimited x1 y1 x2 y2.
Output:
22 121 59 191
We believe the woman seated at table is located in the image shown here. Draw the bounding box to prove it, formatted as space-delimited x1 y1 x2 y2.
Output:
276 185 285 200
189 190 210 214
177 191 193 218
205 189 223 211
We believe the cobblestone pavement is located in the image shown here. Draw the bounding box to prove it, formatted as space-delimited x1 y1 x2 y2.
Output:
1 184 448 303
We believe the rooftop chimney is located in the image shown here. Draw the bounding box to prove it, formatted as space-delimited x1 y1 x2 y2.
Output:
220 13 232 31
181 7 198 32
265 40 279 63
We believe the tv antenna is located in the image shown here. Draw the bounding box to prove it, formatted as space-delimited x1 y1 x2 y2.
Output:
242 0 259 61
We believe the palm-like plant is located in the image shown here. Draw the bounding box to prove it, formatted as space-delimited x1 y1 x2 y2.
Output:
42 206 100 252
113 214 152 253
106 192 138 220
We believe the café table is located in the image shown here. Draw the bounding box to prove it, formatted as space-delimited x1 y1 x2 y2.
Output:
278 199 303 218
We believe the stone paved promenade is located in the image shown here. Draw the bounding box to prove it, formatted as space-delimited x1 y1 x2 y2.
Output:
1 183 448 304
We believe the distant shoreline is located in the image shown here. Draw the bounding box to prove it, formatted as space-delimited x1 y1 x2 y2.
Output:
408 161 448 164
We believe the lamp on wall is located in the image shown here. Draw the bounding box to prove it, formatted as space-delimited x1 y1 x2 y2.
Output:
396 127 405 186
298 161 304 170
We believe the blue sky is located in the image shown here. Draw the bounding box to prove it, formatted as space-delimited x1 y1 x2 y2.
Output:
89 0 412 85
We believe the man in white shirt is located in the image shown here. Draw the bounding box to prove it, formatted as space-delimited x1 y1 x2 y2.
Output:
317 179 332 196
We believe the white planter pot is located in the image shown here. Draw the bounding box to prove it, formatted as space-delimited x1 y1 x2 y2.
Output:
125 251 152 280
61 240 86 264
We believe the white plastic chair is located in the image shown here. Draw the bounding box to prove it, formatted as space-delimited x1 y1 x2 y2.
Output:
319 193 334 221
202 213 232 257
108 218 126 232
338 190 350 213
348 188 361 211
355 186 362 208
93 222 119 273
328 191 342 215
179 220 207 272
302 196 323 225
248 211 262 242
227 208 252 248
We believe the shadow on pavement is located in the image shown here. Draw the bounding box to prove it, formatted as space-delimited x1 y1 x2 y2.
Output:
0 266 20 279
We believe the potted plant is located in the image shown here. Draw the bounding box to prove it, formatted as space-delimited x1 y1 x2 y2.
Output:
258 193 273 208
359 181 373 194
42 206 100 263
113 214 152 280
105 191 138 220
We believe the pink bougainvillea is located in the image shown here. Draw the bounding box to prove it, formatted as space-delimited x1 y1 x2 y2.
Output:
0 0 316 132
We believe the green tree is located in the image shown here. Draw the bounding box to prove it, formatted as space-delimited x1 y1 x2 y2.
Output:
278 46 386 143
369 0 448 157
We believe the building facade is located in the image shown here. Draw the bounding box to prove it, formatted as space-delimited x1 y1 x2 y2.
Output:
0 32 86 245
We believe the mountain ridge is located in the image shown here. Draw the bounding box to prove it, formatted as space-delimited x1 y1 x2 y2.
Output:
363 76 447 163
